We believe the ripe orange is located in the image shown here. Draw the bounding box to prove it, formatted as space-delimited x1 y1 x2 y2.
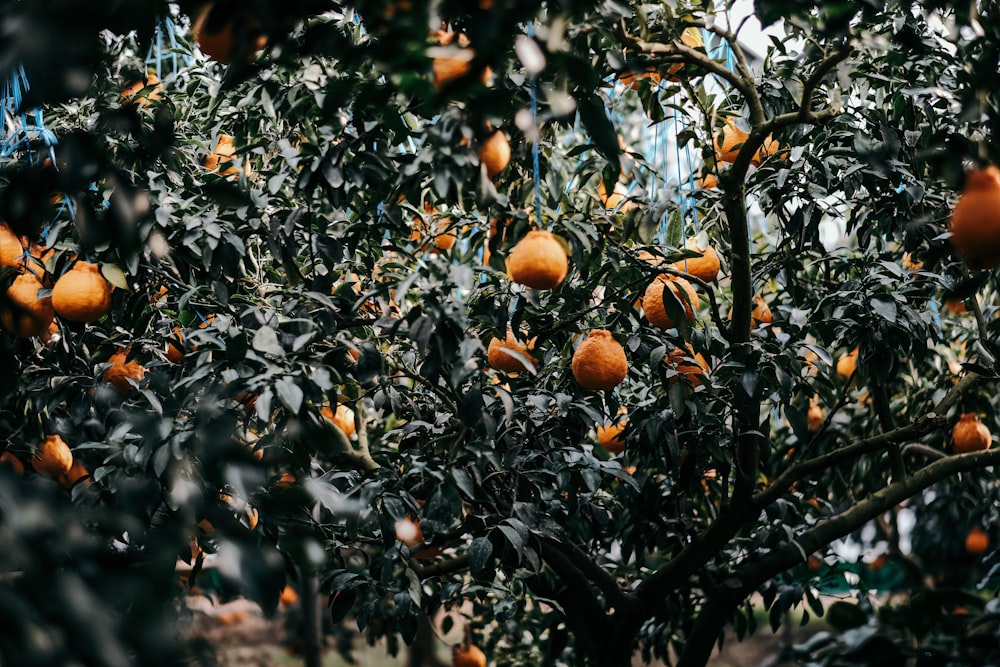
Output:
103 347 148 391
52 261 112 322
597 410 628 454
2 271 55 337
506 230 569 289
598 180 637 212
663 344 710 387
165 327 185 363
279 585 299 607
644 275 699 329
487 329 538 373
205 134 241 178
697 173 718 189
572 329 628 391
58 461 90 490
952 412 991 454
192 2 267 64
322 404 356 438
478 130 510 179
666 27 705 79
944 298 968 315
671 236 720 282
949 166 1000 269
34 434 73 477
715 116 778 165
0 451 25 475
0 223 26 267
836 347 858 380
120 73 163 106
901 252 921 272
452 644 487 667
965 526 990 555
807 399 824 432
620 65 660 89
751 295 773 326
411 204 458 252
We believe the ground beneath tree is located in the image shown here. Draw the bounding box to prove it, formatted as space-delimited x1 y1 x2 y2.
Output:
185 594 824 666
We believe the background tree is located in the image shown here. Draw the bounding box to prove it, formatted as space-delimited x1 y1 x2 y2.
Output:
1 1 1000 666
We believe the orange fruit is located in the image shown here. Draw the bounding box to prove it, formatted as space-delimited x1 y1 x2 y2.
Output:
506 230 569 289
103 347 148 391
965 526 990 555
598 180 637 212
0 451 25 475
411 205 458 252
487 329 538 373
432 54 492 89
620 65 661 89
192 2 267 64
452 644 487 667
953 412 991 454
1 271 55 337
836 347 858 380
395 517 424 548
478 130 510 179
52 261 112 322
715 116 777 165
322 404 356 438
572 329 628 391
901 252 921 272
671 236 720 282
58 460 90 490
950 166 1000 269
597 410 628 454
665 27 705 80
697 173 718 189
751 295 773 326
165 327 185 363
663 344 710 387
944 298 969 315
807 399 824 432
204 134 242 178
34 434 72 477
715 116 749 164
120 73 163 106
0 223 26 267
643 275 699 329
279 585 299 607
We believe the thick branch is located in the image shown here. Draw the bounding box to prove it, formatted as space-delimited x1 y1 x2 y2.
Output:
411 554 469 578
678 447 1000 667
753 372 982 511
539 537 633 613
537 539 608 630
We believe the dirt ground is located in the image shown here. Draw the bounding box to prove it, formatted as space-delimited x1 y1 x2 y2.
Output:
185 594 821 667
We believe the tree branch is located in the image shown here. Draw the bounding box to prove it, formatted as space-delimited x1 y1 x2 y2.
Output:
537 539 608 629
538 536 633 613
411 554 469 578
677 447 1000 667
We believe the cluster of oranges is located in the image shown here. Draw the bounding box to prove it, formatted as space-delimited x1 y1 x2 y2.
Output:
0 433 90 491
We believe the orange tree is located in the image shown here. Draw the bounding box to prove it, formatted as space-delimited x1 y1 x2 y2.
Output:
3 1 1000 666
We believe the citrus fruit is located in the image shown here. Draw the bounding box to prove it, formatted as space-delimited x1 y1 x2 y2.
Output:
34 434 72 477
572 329 628 391
807 399 824 432
452 644 487 667
949 166 1000 269
597 410 628 454
664 344 710 387
103 348 148 392
966 526 990 555
1 271 55 337
836 347 858 380
204 134 241 178
52 261 112 322
952 412 991 454
322 404 356 438
644 275 699 329
0 451 25 475
666 27 704 79
0 223 26 267
120 73 163 106
192 2 267 64
487 329 538 373
478 130 510 179
506 230 569 289
671 236 720 282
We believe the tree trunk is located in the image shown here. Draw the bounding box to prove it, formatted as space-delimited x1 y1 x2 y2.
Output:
302 575 324 667
408 615 447 667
